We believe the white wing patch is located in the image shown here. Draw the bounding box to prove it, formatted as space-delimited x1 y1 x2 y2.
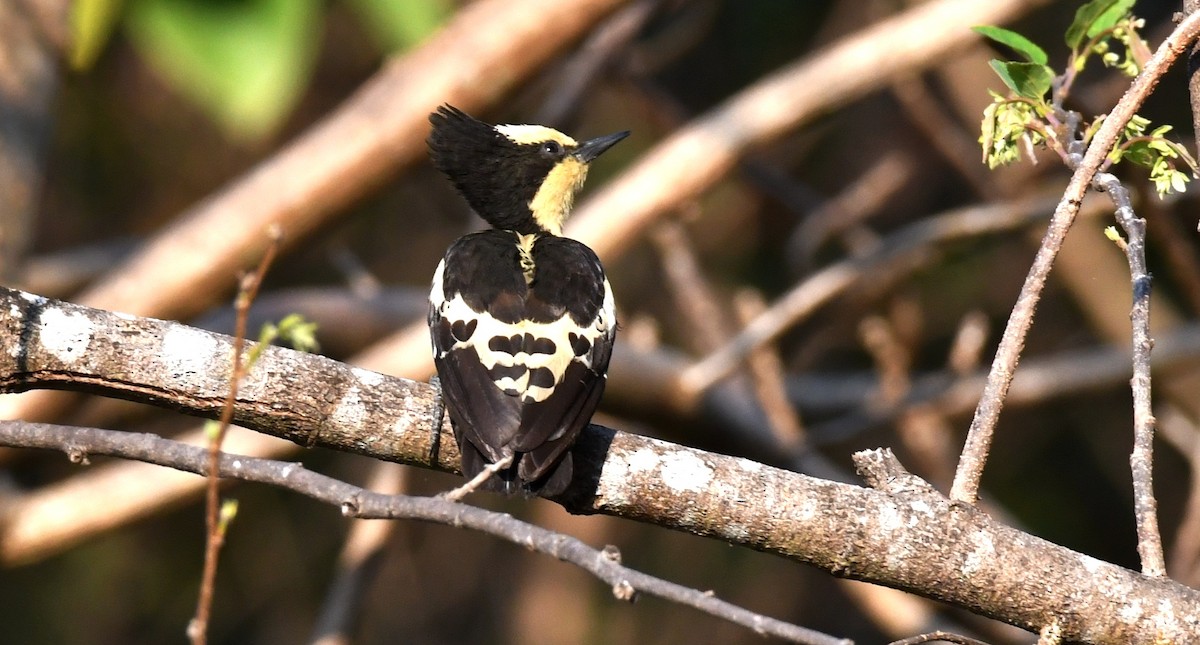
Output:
436 294 606 403
431 273 614 406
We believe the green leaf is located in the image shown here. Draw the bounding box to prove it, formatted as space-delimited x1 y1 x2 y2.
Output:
344 0 453 53
1120 140 1156 167
972 26 1047 65
71 0 125 70
126 0 321 141
1065 0 1136 49
988 60 1053 100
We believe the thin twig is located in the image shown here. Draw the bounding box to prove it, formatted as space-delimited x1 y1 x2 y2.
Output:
189 226 283 645
1097 172 1165 577
440 454 514 502
4 422 848 645
949 12 1200 504
734 290 807 450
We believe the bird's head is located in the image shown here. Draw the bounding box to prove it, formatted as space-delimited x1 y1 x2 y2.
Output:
428 105 629 235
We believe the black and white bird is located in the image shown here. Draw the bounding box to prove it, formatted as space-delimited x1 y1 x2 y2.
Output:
426 105 628 496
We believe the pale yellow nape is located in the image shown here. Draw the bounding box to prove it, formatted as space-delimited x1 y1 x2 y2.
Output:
495 124 589 236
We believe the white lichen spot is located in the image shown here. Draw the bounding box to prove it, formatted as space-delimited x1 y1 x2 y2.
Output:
595 451 632 506
1152 599 1175 626
795 497 818 521
390 405 416 437
736 457 762 473
352 366 384 387
660 450 713 493
38 308 93 364
333 385 368 432
625 447 661 474
1119 598 1144 623
20 292 45 305
875 501 903 532
908 499 932 517
962 531 995 576
161 326 219 381
723 522 750 542
1080 553 1104 574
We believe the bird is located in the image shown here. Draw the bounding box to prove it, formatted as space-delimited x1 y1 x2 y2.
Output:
426 105 628 496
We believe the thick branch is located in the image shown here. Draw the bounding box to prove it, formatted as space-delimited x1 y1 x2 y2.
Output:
1 287 1199 643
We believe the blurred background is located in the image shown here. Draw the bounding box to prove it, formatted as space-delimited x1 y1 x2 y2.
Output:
2 0 1200 642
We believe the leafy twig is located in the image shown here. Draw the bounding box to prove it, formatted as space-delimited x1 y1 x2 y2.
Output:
188 226 283 645
950 9 1200 504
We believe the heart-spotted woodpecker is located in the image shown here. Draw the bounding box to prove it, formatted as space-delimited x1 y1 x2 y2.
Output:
427 105 628 496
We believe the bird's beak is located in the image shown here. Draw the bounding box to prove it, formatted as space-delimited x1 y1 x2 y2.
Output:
575 131 630 163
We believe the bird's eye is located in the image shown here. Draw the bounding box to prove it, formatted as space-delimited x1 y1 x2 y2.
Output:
541 141 563 157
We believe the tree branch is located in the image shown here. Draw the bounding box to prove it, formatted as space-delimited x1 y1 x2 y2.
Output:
0 420 843 645
1095 172 1165 577
949 10 1200 504
2 287 1199 643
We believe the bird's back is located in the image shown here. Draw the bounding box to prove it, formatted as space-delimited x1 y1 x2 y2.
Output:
430 229 615 495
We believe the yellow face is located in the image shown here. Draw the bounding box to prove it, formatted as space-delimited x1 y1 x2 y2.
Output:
495 124 588 236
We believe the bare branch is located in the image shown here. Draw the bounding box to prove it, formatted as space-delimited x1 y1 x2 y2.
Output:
0 421 846 645
887 630 992 645
74 0 627 323
1095 172 1165 577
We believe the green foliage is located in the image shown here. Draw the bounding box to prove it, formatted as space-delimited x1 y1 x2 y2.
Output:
255 314 320 363
1110 117 1199 195
126 0 321 142
71 0 125 70
217 499 239 537
203 419 222 441
1065 0 1136 50
345 0 453 52
972 25 1047 64
986 60 1054 100
973 26 1054 100
975 1 1194 198
980 93 1045 169
73 0 452 142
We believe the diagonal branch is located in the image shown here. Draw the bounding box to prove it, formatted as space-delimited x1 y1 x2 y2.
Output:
2 287 1200 643
949 10 1200 504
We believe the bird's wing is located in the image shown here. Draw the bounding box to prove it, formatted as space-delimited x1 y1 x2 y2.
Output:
430 232 614 492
